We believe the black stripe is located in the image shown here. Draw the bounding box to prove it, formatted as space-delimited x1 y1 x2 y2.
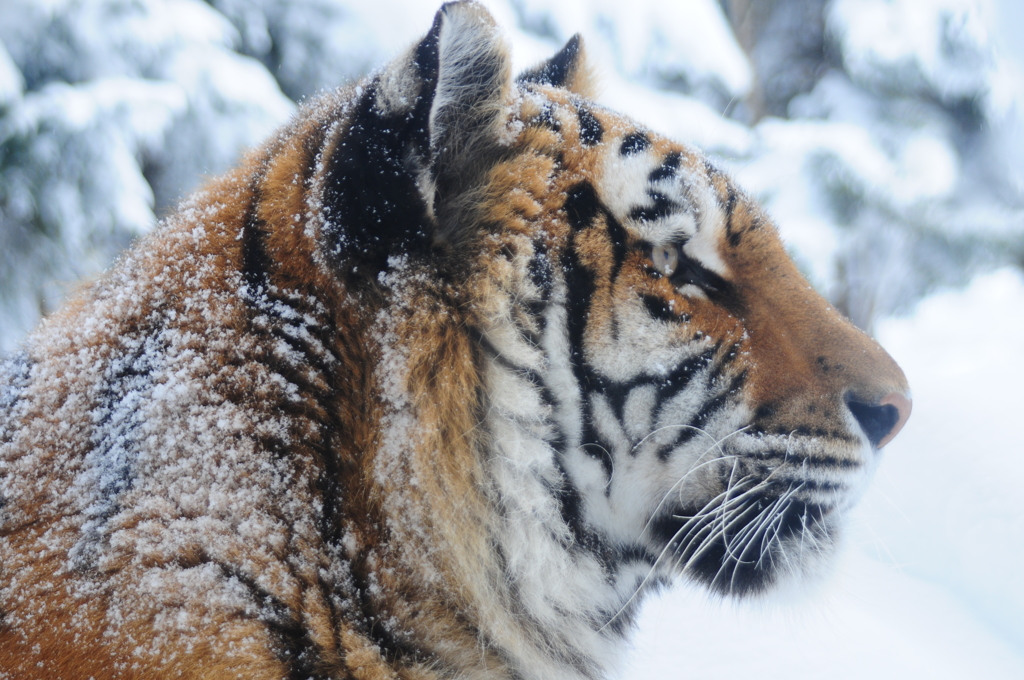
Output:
605 213 629 280
561 245 597 395
470 326 546 389
766 476 845 493
267 324 336 389
593 381 633 432
563 182 629 280
72 332 167 570
245 296 339 417
703 158 720 177
649 152 681 182
667 370 746 456
530 103 562 133
654 349 716 403
580 427 614 483
242 183 272 296
241 286 353 566
654 368 743 461
563 182 600 232
553 435 614 560
724 182 742 248
703 159 745 249
619 131 651 156
742 449 862 470
463 323 596 565
561 243 614 481
641 294 677 322
750 423 861 445
551 245 622 559
628 191 677 224
527 240 554 299
172 554 329 679
346 556 431 666
576 106 603 146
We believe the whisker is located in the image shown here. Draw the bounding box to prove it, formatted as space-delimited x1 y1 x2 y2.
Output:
598 474 759 632
637 425 751 540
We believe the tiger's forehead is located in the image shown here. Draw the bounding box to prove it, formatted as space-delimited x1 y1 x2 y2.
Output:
512 85 731 275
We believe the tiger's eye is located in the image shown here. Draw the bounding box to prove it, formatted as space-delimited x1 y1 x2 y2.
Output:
650 244 679 276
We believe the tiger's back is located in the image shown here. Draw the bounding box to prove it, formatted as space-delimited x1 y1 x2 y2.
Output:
0 3 910 679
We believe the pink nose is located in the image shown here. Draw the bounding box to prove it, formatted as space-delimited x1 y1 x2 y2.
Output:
876 392 912 448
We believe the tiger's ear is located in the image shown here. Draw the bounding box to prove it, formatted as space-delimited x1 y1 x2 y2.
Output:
320 1 511 275
517 34 595 98
423 1 512 238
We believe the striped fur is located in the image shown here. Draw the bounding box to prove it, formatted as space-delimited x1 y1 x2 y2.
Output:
0 3 910 679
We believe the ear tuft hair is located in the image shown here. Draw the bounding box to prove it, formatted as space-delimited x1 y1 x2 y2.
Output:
517 34 595 97
429 0 512 239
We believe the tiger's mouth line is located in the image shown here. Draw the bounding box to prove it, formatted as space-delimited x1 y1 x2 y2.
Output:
633 431 870 576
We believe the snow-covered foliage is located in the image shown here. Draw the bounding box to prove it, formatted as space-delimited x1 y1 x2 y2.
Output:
3 0 1021 350
0 0 1022 674
511 0 752 111
206 0 450 101
0 77 184 348
721 0 1024 329
0 0 292 350
0 42 22 111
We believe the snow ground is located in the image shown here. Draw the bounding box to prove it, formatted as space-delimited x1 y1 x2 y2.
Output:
629 269 1024 679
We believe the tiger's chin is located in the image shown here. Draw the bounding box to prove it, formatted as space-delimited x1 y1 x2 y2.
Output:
650 498 844 598
641 431 872 600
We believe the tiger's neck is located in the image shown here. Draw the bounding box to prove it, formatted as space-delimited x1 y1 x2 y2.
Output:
357 258 645 679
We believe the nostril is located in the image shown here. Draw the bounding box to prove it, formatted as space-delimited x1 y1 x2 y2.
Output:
845 392 912 449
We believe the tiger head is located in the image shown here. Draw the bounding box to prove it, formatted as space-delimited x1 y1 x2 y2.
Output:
306 2 912 669
325 0 910 605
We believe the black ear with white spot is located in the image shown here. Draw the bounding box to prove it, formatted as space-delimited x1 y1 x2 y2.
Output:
517 34 594 97
319 1 512 276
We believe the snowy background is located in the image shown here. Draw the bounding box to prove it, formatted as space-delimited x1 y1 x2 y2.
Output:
0 0 1022 677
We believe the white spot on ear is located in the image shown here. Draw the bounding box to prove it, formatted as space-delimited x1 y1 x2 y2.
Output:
375 53 422 117
408 147 437 220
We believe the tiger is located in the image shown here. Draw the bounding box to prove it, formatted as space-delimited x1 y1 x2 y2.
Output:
0 3 911 679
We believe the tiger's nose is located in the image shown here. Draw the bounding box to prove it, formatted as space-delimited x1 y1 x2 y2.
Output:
845 392 912 449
